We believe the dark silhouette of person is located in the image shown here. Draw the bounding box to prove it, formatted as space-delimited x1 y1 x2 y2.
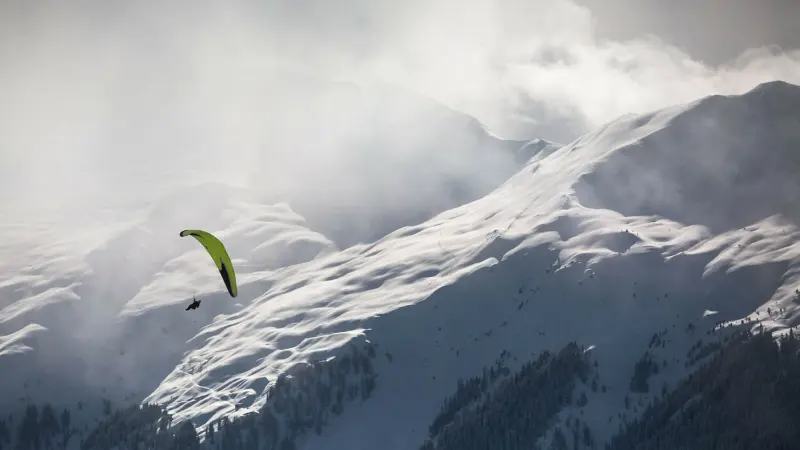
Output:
185 296 201 311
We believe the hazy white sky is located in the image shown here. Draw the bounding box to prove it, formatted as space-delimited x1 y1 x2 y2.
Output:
1 0 798 221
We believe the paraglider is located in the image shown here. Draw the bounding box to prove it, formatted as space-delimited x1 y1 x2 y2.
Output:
185 296 201 311
180 229 238 309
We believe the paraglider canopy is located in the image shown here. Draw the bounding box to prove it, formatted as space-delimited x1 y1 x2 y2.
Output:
180 229 238 297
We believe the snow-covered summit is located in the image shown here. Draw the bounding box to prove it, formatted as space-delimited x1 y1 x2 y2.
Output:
576 79 800 232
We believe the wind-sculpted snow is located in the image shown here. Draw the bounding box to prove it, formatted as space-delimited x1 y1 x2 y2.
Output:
0 91 549 439
120 201 335 316
0 324 46 358
0 189 336 418
2 81 798 449
146 81 800 449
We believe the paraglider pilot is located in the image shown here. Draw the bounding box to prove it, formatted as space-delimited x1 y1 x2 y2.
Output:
185 296 201 311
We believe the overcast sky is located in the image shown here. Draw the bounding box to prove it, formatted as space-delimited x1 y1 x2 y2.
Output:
1 0 798 220
577 0 800 65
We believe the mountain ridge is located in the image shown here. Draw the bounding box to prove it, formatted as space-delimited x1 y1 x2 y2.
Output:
143 80 800 449
1 80 798 449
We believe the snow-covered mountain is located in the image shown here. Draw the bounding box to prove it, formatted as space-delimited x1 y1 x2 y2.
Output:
3 80 799 449
141 81 800 449
0 184 335 416
0 88 552 446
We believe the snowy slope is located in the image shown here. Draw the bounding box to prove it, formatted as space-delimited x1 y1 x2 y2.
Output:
0 324 46 358
146 81 800 449
0 184 335 419
0 86 551 441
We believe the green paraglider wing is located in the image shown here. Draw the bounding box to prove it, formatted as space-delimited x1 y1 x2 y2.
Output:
180 229 238 297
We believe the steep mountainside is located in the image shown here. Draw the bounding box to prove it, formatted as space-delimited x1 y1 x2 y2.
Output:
2 81 799 450
608 331 800 450
144 81 800 449
0 185 335 422
0 89 553 447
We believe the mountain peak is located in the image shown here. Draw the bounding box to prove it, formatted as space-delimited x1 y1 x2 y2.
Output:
746 79 800 96
575 79 800 233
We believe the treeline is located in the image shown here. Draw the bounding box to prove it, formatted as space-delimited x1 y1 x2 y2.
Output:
427 351 512 438
77 339 376 450
628 352 658 394
608 330 800 450
81 404 201 450
200 340 376 450
421 343 594 450
0 403 74 450
0 402 198 450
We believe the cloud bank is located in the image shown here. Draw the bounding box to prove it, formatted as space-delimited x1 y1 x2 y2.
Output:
1 0 798 225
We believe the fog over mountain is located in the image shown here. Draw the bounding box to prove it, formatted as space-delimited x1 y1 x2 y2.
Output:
1 1 799 449
2 0 800 222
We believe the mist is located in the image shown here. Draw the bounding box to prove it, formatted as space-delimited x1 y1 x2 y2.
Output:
3 0 800 243
2 1 800 440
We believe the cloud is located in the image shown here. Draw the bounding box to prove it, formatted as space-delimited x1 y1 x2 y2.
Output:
493 40 800 141
342 0 800 141
0 0 798 222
